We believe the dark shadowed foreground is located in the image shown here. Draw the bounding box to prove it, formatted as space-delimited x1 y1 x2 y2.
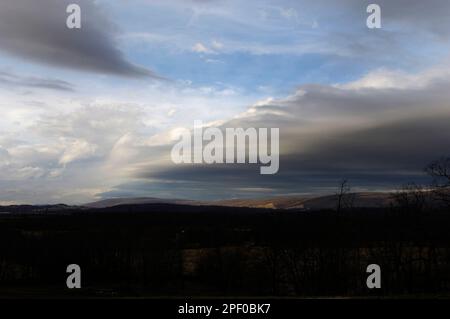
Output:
0 203 450 298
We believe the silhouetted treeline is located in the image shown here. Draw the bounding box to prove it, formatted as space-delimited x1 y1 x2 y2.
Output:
0 203 450 297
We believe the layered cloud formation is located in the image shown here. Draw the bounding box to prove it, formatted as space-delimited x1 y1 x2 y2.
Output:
0 0 449 204
102 64 450 200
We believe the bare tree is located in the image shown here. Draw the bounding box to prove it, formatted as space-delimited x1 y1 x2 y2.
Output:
335 179 355 214
392 182 429 214
425 157 450 206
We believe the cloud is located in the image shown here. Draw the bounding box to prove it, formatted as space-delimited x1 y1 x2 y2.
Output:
0 77 257 202
2 63 450 203
125 0 450 67
0 70 74 91
59 139 98 166
0 0 158 78
339 66 450 90
0 147 10 166
211 40 224 50
192 42 212 53
0 101 148 204
124 64 450 199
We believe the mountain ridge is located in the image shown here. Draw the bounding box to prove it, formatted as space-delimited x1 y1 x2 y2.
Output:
82 192 394 210
0 192 397 212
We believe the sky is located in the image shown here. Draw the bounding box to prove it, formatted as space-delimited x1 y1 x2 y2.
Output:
0 0 450 204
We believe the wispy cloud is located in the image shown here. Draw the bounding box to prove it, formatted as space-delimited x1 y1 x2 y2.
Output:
0 70 75 91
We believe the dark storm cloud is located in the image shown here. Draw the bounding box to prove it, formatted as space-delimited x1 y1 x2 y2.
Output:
123 68 450 199
293 116 450 170
0 0 158 78
139 113 450 196
148 114 450 183
0 70 74 91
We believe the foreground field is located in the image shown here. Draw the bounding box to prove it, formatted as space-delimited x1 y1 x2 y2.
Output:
0 203 449 298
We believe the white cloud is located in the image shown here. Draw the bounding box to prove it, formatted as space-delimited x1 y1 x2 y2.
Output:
211 40 224 50
279 7 299 20
0 73 258 203
59 139 98 166
167 109 176 117
192 42 214 54
339 65 450 90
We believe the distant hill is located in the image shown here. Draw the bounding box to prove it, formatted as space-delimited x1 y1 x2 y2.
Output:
0 204 75 213
83 197 202 209
211 192 394 210
83 192 394 210
0 192 398 213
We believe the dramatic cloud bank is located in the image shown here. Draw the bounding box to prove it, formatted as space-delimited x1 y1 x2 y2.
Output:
0 0 157 78
102 64 450 200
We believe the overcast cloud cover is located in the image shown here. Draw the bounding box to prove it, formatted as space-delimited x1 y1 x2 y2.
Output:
0 0 449 204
